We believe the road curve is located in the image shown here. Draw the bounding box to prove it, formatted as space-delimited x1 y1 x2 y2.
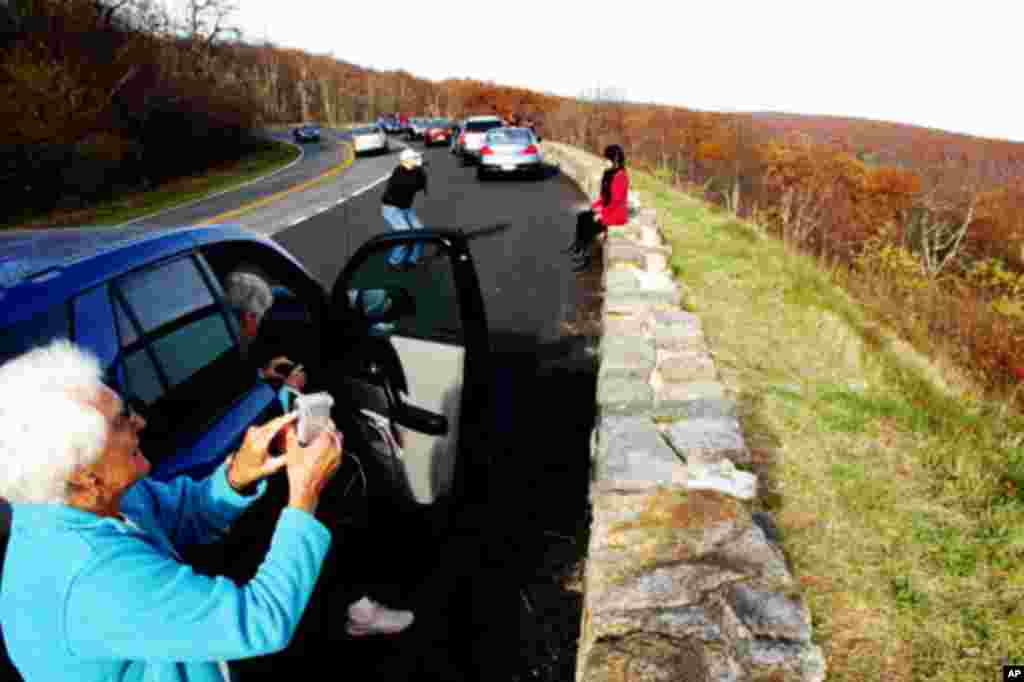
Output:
120 128 358 229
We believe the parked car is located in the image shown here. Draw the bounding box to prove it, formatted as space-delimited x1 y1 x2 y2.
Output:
456 116 504 165
377 116 403 135
477 127 544 180
423 118 454 147
406 117 430 141
293 124 321 143
0 222 493 675
350 124 390 155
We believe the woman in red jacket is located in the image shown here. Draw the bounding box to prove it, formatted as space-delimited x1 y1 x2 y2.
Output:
565 144 629 271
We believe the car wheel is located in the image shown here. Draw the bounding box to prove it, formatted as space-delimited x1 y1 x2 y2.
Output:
477 167 489 181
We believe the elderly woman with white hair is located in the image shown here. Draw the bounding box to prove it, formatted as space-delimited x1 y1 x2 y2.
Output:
0 339 343 682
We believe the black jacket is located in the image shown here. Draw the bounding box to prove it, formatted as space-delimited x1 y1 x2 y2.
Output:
380 165 427 209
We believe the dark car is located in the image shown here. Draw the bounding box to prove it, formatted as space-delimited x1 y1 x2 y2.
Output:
0 223 493 676
293 124 321 143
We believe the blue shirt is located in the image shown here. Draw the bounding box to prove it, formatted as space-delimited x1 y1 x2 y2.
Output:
1 460 331 682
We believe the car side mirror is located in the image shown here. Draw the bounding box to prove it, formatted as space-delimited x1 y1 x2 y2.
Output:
349 286 415 324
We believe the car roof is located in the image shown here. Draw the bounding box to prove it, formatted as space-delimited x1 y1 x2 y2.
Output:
0 225 296 327
465 115 502 122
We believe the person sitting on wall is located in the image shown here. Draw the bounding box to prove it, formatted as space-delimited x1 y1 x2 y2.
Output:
563 144 630 272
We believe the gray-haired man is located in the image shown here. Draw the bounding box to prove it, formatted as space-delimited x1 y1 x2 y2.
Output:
224 270 307 397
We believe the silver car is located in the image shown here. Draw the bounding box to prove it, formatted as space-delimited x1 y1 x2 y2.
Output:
350 125 389 155
477 127 544 180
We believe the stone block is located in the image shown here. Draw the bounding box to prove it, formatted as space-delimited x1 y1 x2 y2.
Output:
575 631 734 682
596 374 654 415
593 416 687 490
588 488 749 574
599 335 655 378
726 584 812 643
605 287 682 309
604 267 640 294
601 313 648 338
654 380 727 409
658 350 718 383
687 459 757 501
710 523 792 585
652 396 738 421
653 319 706 352
652 309 702 327
645 251 669 273
605 241 647 268
603 298 656 318
666 417 751 467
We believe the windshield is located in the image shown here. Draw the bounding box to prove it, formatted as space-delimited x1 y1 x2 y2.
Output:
466 120 503 133
486 128 533 144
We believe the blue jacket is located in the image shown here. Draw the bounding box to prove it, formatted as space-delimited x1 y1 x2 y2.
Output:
1 461 331 682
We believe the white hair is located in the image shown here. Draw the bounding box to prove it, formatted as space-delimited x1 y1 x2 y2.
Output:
225 270 274 318
0 340 108 504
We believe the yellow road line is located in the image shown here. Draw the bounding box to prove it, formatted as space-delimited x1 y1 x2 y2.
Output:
199 141 355 226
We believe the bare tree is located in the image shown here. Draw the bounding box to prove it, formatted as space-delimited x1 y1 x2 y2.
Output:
181 0 238 48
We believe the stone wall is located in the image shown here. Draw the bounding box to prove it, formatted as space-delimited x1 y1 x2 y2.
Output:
542 141 826 682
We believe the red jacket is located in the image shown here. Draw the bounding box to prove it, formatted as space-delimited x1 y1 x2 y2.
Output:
592 169 629 226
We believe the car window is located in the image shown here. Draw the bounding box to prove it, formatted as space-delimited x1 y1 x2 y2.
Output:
0 303 71 368
466 120 503 133
346 244 463 345
121 256 215 334
487 129 532 144
112 256 248 459
353 126 378 135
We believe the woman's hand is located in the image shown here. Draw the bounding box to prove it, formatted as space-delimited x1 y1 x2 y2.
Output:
283 421 344 515
227 412 298 492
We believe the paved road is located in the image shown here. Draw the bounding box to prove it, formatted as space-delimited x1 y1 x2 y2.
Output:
121 129 363 229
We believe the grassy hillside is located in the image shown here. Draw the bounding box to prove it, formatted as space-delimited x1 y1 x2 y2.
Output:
630 169 1024 682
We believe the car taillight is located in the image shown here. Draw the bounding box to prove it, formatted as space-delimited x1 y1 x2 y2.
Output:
481 146 494 156
459 133 466 145
521 144 538 155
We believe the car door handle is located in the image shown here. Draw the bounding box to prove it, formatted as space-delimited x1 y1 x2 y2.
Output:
394 401 448 436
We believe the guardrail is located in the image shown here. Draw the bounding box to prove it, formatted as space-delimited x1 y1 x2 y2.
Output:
541 141 826 682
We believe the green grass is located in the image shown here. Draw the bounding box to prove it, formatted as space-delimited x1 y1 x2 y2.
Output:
631 170 1024 681
3 138 305 230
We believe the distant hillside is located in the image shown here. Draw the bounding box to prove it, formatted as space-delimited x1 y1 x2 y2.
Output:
746 111 1024 181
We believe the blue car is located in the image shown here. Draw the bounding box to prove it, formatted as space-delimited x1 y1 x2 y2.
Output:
0 223 489 484
293 124 321 143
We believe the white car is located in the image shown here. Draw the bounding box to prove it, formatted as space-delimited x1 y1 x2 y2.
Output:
456 115 504 165
350 125 389 155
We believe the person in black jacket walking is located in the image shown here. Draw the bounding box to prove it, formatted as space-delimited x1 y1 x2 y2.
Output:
381 149 428 269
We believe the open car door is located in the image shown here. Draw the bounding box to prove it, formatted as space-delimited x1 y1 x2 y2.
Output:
328 230 491 508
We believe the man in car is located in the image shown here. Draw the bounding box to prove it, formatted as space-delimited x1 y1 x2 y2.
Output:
0 339 343 681
225 269 308 410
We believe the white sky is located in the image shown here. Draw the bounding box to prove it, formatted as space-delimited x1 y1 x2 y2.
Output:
227 0 1024 142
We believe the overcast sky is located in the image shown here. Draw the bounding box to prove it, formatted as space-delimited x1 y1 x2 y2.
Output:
222 0 1024 142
